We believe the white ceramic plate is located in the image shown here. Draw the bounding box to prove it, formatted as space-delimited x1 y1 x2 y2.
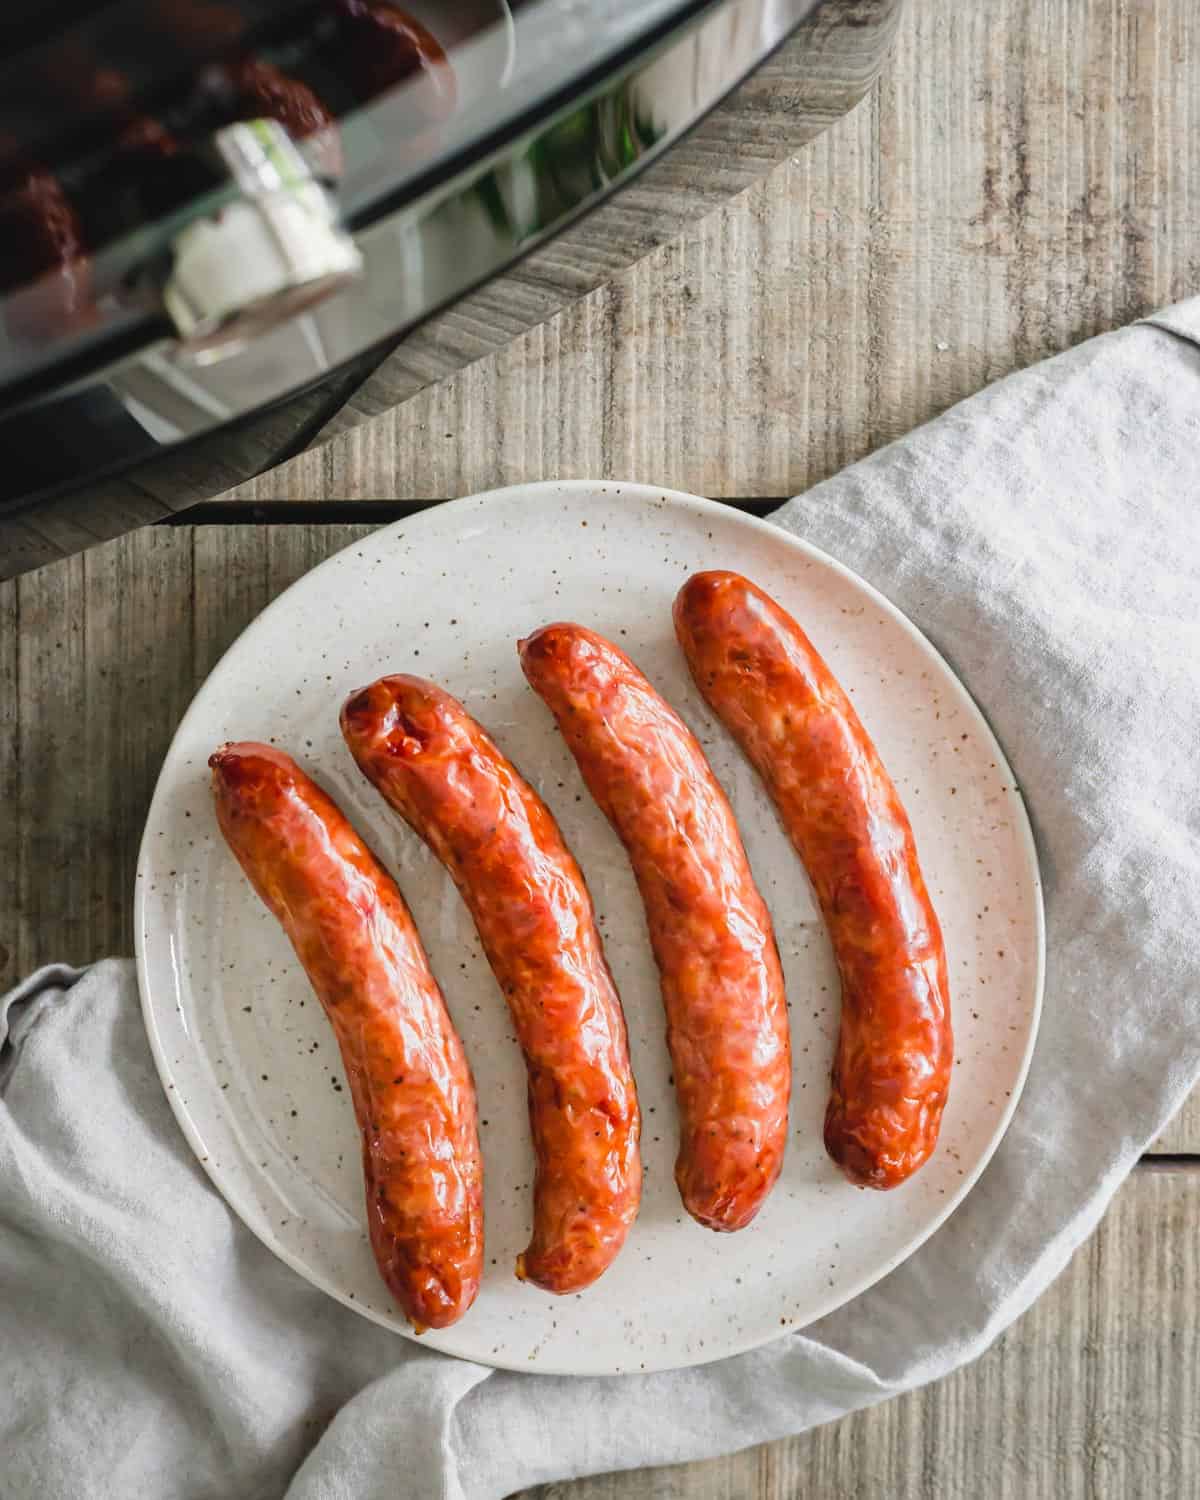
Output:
135 482 1044 1377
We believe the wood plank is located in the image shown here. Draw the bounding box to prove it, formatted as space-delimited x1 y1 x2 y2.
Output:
1150 1111 1197 1155
228 0 1200 505
1 531 195 972
0 525 372 971
511 1166 1200 1499
3 523 1198 1500
312 0 904 444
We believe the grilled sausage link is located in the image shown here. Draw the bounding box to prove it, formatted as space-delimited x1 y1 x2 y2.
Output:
519 625 791 1232
340 677 641 1294
673 571 952 1189
210 742 483 1330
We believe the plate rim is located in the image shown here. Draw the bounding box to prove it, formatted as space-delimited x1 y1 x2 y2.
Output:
134 479 1046 1377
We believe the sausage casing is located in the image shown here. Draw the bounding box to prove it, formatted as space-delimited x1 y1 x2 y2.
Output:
210 742 483 1330
519 625 791 1233
340 677 641 1294
673 571 953 1189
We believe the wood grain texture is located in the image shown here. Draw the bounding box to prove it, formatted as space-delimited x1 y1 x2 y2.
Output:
0 526 371 979
227 0 1200 503
311 0 903 443
513 1166 1200 1500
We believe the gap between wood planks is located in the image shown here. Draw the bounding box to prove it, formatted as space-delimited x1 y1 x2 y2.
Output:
161 498 791 525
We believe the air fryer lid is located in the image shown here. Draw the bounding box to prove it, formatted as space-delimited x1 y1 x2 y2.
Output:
0 0 516 388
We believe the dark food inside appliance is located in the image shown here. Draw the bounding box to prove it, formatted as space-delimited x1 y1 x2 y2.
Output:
0 1 459 345
333 1 453 117
218 55 343 174
0 151 92 341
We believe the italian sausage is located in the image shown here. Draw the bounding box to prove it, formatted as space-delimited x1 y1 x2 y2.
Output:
210 742 483 1330
340 677 641 1294
519 625 791 1233
673 571 952 1189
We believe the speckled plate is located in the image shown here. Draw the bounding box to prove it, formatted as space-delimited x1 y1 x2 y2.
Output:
135 482 1044 1377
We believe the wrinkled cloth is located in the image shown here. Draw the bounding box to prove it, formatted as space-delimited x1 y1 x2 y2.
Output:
3 301 1199 1500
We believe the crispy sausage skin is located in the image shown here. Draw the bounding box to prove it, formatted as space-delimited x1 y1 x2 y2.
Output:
340 677 641 1294
519 626 791 1233
210 742 483 1330
673 572 953 1190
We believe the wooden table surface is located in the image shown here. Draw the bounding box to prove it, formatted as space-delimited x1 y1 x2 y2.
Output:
3 0 1198 1494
